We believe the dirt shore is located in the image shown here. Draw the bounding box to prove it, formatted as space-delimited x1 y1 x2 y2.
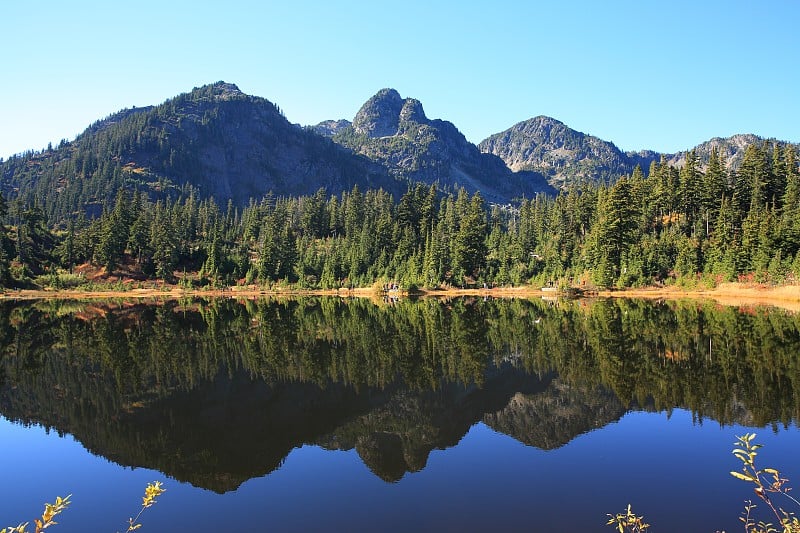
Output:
597 283 800 313
2 283 800 312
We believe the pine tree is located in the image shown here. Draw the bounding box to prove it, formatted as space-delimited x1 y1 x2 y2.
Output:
149 202 177 281
703 147 728 227
0 192 8 284
679 150 702 230
452 192 487 284
735 144 768 215
96 190 131 273
778 145 800 257
592 177 639 285
61 218 75 273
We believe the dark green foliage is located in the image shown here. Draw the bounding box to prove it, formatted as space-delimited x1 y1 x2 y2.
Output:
0 137 797 289
452 192 488 283
0 193 9 284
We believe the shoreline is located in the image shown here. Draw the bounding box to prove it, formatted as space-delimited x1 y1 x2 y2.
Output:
3 282 800 312
596 282 800 313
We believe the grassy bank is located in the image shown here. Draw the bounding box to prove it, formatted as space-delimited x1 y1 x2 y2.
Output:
3 282 800 313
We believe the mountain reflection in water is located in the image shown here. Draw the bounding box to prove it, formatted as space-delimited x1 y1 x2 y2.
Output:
0 296 798 493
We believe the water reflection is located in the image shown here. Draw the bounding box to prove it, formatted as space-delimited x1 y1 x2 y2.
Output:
0 297 798 492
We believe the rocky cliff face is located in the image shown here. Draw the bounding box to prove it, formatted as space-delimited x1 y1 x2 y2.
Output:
351 88 406 138
478 116 655 188
113 83 408 203
320 89 555 202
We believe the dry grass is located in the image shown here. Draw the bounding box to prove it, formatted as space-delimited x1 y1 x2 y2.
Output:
599 283 800 313
4 282 800 313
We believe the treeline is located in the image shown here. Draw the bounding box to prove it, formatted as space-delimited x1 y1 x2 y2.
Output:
0 140 797 289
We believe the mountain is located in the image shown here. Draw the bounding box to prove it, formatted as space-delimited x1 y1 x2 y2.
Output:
318 89 555 202
662 133 764 169
483 380 625 450
0 82 402 219
478 116 658 188
3 82 796 220
311 119 351 137
479 117 800 189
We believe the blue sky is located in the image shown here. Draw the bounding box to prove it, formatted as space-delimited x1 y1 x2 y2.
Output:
1 0 797 159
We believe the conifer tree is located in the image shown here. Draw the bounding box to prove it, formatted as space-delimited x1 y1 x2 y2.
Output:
592 177 639 286
703 147 728 228
150 202 177 281
452 192 487 283
679 150 702 230
0 192 8 284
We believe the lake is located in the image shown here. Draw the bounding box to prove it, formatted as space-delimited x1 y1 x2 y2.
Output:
1 296 799 532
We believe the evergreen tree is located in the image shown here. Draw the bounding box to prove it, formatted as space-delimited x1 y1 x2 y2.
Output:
452 192 487 284
592 177 639 285
149 202 177 281
778 146 800 257
703 147 728 228
735 144 768 215
60 218 75 273
678 150 702 230
96 190 131 272
0 192 8 284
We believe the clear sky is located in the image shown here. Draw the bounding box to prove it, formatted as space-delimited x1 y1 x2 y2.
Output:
1 0 798 160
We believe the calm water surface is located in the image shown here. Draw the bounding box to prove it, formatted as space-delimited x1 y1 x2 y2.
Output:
1 296 798 532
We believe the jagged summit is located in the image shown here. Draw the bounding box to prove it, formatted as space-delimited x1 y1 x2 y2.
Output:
352 88 414 138
662 133 764 169
324 88 554 202
350 89 431 139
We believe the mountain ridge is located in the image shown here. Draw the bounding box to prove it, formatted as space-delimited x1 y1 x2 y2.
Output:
478 116 798 188
478 115 643 187
2 81 798 222
0 82 404 220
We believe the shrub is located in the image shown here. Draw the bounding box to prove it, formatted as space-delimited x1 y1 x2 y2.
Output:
609 435 799 533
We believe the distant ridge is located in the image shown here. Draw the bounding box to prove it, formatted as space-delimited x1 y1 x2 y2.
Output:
478 116 648 187
479 117 799 188
2 81 798 223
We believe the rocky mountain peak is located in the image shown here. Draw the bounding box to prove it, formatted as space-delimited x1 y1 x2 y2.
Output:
209 81 241 92
327 89 554 202
399 98 427 124
352 88 405 138
510 116 576 144
478 116 648 187
189 81 245 102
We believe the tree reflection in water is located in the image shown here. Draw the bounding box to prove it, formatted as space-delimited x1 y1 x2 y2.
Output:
0 296 798 491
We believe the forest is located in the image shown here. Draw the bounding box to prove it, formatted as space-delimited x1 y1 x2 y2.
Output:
0 139 798 290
